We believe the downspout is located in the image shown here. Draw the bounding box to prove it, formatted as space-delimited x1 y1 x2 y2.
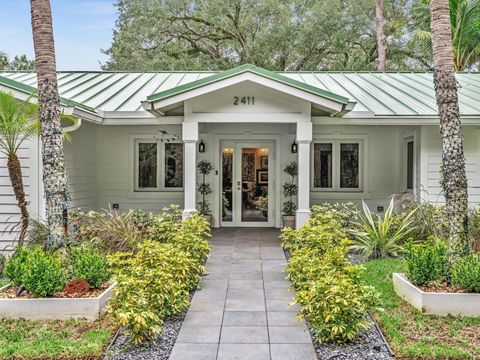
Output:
62 117 82 133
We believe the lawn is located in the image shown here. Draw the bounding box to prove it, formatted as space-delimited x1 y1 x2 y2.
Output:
0 317 116 359
363 259 480 359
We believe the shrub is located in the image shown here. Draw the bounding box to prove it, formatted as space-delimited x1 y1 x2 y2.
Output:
70 209 144 253
70 244 111 289
283 204 381 343
406 202 449 241
22 247 66 297
404 236 449 286
3 247 29 286
281 220 347 253
147 205 183 243
310 202 359 229
451 254 480 292
286 242 351 290
108 240 204 343
349 198 416 259
282 162 298 217
295 267 381 343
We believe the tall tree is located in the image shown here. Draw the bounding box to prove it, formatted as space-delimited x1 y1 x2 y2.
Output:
103 0 413 71
410 0 480 70
0 52 35 70
375 0 388 70
429 0 469 253
30 0 69 247
0 91 39 244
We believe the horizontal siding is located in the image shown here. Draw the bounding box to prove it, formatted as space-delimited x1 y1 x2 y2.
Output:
97 124 183 212
422 125 480 206
310 124 419 211
65 122 99 210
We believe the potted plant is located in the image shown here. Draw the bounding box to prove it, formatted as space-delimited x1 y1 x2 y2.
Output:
282 162 298 228
197 160 214 226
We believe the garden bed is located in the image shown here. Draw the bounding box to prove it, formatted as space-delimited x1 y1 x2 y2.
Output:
393 273 480 317
364 259 480 359
0 282 116 320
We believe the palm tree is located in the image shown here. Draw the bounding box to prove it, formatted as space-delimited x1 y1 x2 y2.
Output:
30 0 69 248
0 91 39 244
412 0 480 70
375 0 387 70
429 0 469 254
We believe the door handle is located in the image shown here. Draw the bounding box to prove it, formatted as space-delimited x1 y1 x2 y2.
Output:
237 180 241 190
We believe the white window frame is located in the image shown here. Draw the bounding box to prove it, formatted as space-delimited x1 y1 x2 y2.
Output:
134 138 184 192
311 138 364 192
402 133 416 194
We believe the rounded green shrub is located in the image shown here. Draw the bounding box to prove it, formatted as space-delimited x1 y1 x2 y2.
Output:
22 247 66 297
451 253 480 293
3 247 29 286
70 244 111 289
404 236 449 286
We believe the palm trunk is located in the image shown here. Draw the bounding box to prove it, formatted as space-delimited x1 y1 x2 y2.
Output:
429 0 469 254
7 154 28 245
375 0 387 71
30 0 69 248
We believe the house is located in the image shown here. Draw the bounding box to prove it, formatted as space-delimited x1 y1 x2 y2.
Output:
0 64 479 251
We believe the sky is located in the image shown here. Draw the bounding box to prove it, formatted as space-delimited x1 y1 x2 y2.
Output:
0 0 116 70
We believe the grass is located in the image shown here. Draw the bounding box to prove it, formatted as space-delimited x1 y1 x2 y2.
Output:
0 317 116 359
363 259 480 359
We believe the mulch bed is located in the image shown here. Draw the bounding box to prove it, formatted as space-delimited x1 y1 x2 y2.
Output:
0 282 112 299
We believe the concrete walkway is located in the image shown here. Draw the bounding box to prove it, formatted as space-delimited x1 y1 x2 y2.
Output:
170 228 316 360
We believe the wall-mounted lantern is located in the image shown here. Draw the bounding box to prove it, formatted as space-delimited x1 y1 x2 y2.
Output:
291 140 298 154
198 140 206 153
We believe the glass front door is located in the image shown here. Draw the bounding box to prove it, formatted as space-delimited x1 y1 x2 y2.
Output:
221 142 274 227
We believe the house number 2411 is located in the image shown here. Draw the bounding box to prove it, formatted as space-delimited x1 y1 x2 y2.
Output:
233 96 255 105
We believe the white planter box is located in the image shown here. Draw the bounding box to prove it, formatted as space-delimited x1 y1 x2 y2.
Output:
0 282 116 320
393 273 480 317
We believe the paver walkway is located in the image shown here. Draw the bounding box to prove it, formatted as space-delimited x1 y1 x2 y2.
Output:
170 228 317 360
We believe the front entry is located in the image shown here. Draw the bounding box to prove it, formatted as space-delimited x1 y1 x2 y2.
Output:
221 141 275 227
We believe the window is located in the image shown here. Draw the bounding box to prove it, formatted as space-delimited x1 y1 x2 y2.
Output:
135 139 183 191
406 138 415 191
313 140 362 191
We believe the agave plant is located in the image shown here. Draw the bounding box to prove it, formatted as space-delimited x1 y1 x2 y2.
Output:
349 198 417 259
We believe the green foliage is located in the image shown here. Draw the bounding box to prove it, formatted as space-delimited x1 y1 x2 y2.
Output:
283 203 381 343
197 160 214 176
295 267 381 343
282 162 298 217
0 318 115 359
70 209 144 253
0 53 35 71
409 0 480 71
197 160 214 215
108 241 204 343
406 202 449 241
3 247 29 286
21 247 66 297
0 91 39 157
349 199 416 259
69 244 111 289
310 202 359 229
451 253 480 292
107 211 209 343
404 237 449 286
103 0 415 71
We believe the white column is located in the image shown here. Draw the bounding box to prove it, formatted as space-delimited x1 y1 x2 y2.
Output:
296 121 312 228
182 122 198 220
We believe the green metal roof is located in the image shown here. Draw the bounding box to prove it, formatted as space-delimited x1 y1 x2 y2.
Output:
0 75 95 112
0 69 479 117
146 64 350 105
